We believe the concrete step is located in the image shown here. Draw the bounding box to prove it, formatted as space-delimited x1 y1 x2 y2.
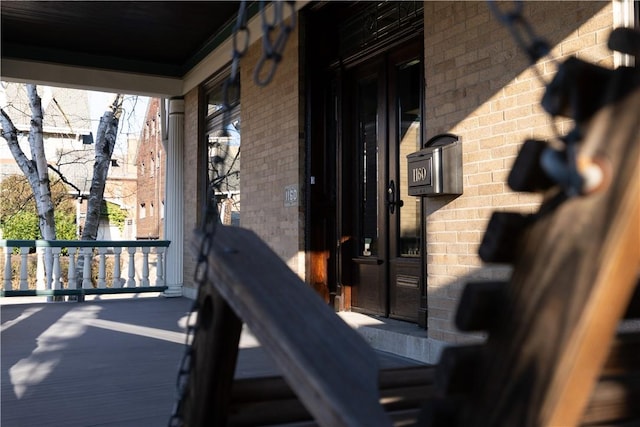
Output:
338 312 439 364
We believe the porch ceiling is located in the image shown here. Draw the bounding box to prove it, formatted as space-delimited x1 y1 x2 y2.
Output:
1 1 243 96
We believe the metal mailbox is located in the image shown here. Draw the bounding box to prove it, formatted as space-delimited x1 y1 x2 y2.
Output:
407 133 462 196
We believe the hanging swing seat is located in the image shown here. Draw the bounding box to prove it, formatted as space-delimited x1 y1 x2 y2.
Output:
183 86 640 426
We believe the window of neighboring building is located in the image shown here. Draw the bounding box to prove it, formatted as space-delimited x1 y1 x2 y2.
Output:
160 200 165 219
150 203 154 217
203 69 241 226
140 203 146 219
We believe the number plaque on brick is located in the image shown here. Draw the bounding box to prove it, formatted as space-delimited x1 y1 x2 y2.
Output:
284 184 298 207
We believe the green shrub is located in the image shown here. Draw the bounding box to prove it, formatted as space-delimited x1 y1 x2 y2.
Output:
3 211 40 241
55 211 77 241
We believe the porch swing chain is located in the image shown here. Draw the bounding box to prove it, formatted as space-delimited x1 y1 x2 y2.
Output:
168 2 296 426
254 1 296 86
488 0 586 196
487 0 552 67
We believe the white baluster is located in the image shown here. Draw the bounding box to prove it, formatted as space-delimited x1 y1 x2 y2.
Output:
36 247 45 290
97 247 107 288
44 247 53 291
112 247 122 288
20 248 29 290
141 247 150 287
51 247 62 290
127 247 137 287
82 247 93 289
4 247 13 291
67 247 77 290
155 247 165 287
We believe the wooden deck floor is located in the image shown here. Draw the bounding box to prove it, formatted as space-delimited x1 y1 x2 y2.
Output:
1 296 421 427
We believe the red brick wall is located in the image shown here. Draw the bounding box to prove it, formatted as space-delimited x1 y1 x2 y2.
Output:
136 98 165 239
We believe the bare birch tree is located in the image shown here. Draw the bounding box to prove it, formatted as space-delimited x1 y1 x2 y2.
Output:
0 85 124 243
0 84 56 239
81 94 123 240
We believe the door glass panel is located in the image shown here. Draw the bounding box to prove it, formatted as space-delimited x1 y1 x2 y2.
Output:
358 77 379 257
397 60 421 257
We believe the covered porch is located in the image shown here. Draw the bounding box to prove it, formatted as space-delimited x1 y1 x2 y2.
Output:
2 1 301 299
1 296 428 426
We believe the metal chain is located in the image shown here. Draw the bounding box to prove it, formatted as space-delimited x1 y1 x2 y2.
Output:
487 1 564 137
486 0 559 94
168 1 295 424
486 0 585 196
167 1 249 424
254 1 296 86
222 1 250 140
487 0 550 65
167 183 218 427
167 298 197 427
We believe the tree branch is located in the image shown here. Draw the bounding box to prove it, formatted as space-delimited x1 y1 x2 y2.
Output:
47 163 82 195
0 108 40 189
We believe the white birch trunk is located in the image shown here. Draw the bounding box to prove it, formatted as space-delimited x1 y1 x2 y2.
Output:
0 84 56 240
81 95 122 241
26 85 56 240
74 95 122 289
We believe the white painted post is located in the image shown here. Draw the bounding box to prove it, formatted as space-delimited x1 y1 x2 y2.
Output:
51 247 62 290
97 247 107 288
127 247 137 287
164 98 184 297
82 247 93 289
36 247 45 290
112 247 122 288
141 247 150 287
67 247 77 289
4 247 13 291
155 247 165 287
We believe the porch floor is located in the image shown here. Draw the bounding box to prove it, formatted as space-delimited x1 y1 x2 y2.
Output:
1 295 424 427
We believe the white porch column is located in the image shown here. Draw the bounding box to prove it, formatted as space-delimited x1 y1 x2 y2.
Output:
163 98 184 297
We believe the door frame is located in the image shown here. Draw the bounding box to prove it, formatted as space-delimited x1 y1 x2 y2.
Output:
347 57 389 317
338 38 424 322
387 41 425 323
304 2 426 326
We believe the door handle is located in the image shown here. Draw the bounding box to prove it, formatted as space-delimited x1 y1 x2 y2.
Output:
387 180 404 214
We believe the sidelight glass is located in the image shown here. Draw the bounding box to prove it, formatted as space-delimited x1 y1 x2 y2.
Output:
397 59 421 257
358 77 379 256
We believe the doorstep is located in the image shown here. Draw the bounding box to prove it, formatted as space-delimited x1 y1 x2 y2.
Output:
338 311 441 364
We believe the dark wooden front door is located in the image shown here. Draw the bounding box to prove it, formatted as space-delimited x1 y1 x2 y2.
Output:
345 42 423 322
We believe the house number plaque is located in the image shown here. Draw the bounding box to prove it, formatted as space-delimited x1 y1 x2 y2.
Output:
284 184 298 207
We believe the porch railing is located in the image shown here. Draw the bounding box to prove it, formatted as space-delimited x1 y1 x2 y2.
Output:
1 240 171 297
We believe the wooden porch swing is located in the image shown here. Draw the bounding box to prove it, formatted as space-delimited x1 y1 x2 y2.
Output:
176 27 640 427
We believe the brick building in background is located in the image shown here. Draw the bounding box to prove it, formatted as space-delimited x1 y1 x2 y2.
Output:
136 98 165 239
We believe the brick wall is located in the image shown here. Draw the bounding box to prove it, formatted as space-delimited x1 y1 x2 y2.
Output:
423 1 612 347
240 21 306 277
183 89 202 293
136 98 165 239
